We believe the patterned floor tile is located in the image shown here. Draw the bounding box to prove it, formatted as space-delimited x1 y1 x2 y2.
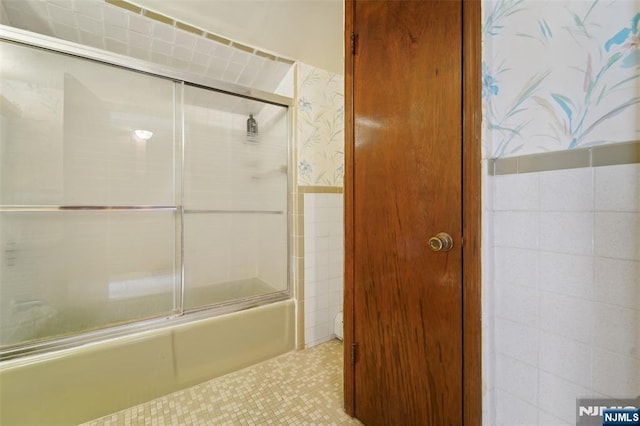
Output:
83 339 362 425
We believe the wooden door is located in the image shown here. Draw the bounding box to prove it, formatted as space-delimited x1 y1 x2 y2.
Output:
344 1 482 425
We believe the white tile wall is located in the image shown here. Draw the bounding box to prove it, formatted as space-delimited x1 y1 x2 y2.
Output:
538 371 591 424
488 163 640 425
1 0 293 93
482 164 497 426
594 164 640 212
303 193 344 348
539 168 593 212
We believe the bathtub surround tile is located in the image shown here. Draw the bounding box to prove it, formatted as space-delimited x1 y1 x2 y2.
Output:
52 22 79 41
188 59 209 77
174 30 198 50
102 4 127 27
104 37 127 55
79 30 105 49
47 3 77 27
74 1 104 20
128 13 152 35
83 339 361 426
77 15 103 35
329 258 343 279
104 21 128 43
172 45 193 63
151 38 172 56
2 0 294 94
128 31 151 50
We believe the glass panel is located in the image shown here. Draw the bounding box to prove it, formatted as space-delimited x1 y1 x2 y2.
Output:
0 41 180 349
0 42 176 206
183 85 288 310
0 211 178 348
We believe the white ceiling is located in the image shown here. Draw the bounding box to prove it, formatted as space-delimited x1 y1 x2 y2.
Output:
130 0 345 75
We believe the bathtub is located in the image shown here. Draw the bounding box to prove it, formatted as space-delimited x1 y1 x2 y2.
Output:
0 299 295 425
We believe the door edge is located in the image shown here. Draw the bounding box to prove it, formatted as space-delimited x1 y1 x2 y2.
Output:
343 0 356 417
462 1 483 425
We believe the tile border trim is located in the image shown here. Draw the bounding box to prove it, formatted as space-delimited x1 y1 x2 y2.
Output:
106 0 295 66
297 186 344 194
488 140 640 175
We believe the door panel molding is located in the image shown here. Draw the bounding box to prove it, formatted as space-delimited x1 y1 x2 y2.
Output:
462 1 482 424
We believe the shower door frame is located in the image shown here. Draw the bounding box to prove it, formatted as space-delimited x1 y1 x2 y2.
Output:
0 25 295 360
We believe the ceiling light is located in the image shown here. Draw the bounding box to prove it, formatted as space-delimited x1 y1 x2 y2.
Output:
134 129 153 140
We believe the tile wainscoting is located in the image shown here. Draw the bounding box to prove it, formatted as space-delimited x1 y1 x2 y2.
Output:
300 189 344 348
484 142 640 426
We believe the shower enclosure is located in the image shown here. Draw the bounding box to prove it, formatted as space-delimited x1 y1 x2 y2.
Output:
0 27 291 358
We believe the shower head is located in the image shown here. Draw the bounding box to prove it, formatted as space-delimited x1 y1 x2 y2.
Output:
246 113 259 142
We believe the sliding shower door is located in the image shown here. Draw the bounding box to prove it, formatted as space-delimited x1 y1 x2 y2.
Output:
182 85 289 311
0 41 181 348
0 36 291 355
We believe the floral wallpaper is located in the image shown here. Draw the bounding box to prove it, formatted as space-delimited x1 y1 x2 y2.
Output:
483 0 639 158
296 63 344 187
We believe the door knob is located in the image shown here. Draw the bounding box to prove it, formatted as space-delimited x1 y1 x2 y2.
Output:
428 232 453 252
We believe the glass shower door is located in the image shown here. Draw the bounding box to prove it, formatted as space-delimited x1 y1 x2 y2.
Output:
0 41 181 348
182 85 289 311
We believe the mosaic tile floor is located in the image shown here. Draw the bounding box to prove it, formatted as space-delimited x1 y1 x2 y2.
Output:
83 339 362 425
